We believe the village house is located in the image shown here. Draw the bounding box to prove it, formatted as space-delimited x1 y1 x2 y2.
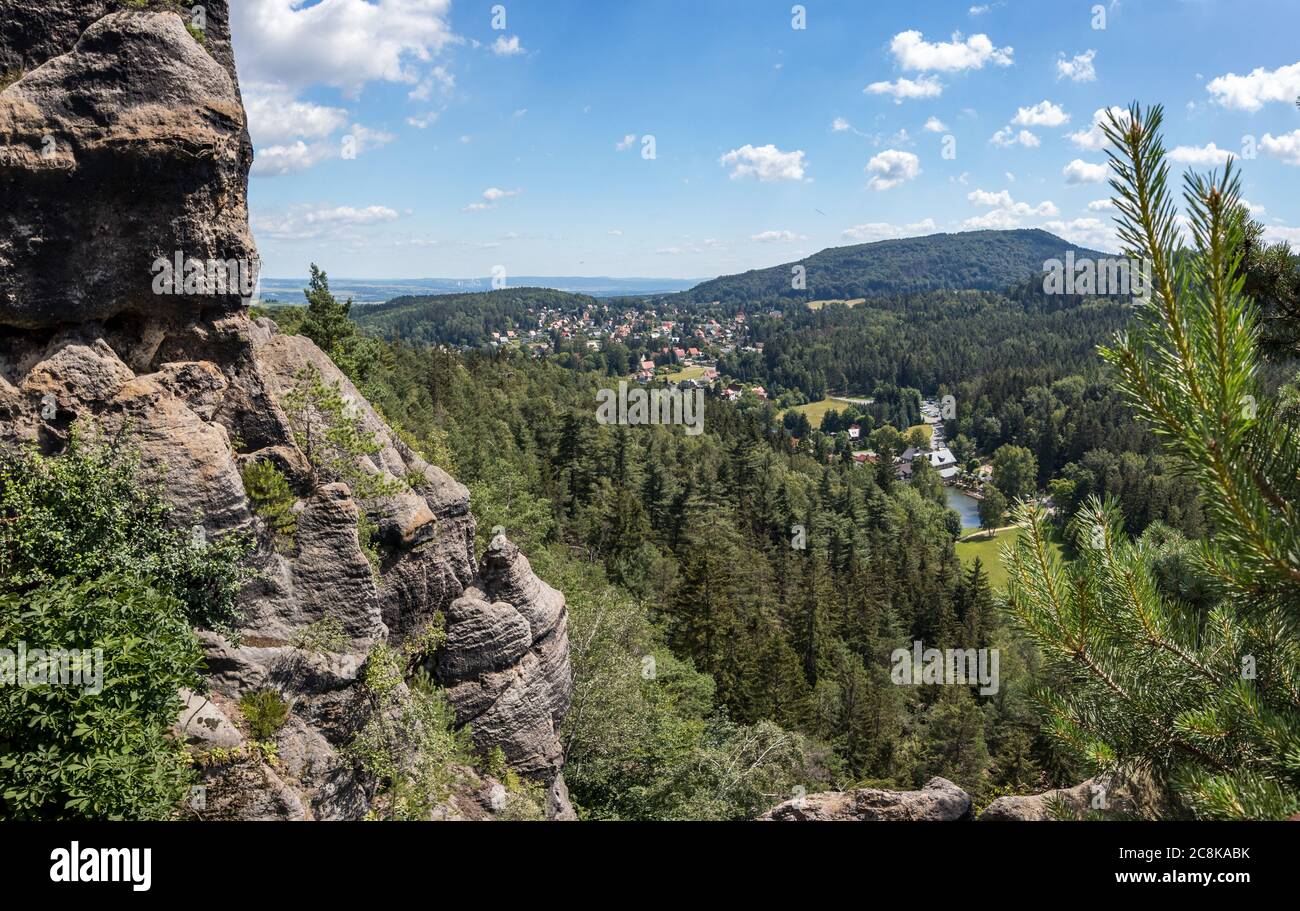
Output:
898 445 959 482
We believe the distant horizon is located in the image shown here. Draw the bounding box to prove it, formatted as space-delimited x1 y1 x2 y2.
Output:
259 274 712 283
258 226 1110 285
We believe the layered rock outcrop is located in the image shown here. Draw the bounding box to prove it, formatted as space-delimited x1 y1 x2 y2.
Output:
0 1 572 819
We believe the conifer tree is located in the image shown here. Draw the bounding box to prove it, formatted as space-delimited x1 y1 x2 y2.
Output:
1004 104 1300 819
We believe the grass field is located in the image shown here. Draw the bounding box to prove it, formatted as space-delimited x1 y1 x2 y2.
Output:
807 298 867 311
664 365 707 383
782 396 872 429
906 424 933 445
955 526 1064 591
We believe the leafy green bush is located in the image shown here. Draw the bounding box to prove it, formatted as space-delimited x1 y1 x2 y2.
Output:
240 459 298 550
0 428 254 634
0 574 203 820
238 689 290 742
0 429 254 820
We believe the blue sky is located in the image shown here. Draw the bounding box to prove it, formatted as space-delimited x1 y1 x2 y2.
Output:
230 0 1300 280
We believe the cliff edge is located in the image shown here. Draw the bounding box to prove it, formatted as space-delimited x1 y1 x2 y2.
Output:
0 0 573 820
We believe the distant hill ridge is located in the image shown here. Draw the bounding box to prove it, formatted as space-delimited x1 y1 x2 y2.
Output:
672 228 1112 305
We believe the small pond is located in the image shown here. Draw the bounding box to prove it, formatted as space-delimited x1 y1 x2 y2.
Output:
944 487 982 530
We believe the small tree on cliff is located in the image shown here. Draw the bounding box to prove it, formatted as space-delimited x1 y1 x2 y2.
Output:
299 265 354 355
296 265 390 385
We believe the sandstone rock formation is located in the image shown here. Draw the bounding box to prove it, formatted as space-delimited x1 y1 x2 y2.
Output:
760 778 974 822
0 0 572 819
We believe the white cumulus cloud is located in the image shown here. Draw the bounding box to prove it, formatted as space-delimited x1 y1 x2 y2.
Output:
842 218 938 241
1261 130 1300 165
889 30 1014 72
865 149 920 191
1056 50 1097 83
232 0 457 175
251 204 401 241
991 126 1039 148
464 187 523 211
1013 100 1070 127
251 123 393 177
1207 61 1300 111
924 116 949 133
243 86 348 146
1068 106 1130 151
965 189 1058 230
492 35 525 56
231 0 458 95
1044 217 1116 249
865 75 944 102
1063 159 1109 184
719 144 808 182
1169 143 1234 165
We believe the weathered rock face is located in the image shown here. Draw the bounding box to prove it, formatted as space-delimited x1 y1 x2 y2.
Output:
760 778 974 822
0 1 572 820
0 2 256 327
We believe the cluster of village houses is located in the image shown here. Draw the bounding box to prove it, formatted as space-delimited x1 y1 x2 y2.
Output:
484 300 764 374
481 301 984 489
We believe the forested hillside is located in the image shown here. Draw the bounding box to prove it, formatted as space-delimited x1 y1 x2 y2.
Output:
355 287 599 348
722 280 1129 399
674 229 1109 306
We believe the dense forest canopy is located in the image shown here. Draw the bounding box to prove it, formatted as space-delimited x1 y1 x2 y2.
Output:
355 287 602 348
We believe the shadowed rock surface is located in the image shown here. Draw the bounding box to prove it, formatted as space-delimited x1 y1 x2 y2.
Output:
0 3 255 327
0 0 572 819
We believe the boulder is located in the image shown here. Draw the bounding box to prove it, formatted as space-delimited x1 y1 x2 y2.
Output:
979 774 1143 821
760 778 974 822
173 689 243 750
